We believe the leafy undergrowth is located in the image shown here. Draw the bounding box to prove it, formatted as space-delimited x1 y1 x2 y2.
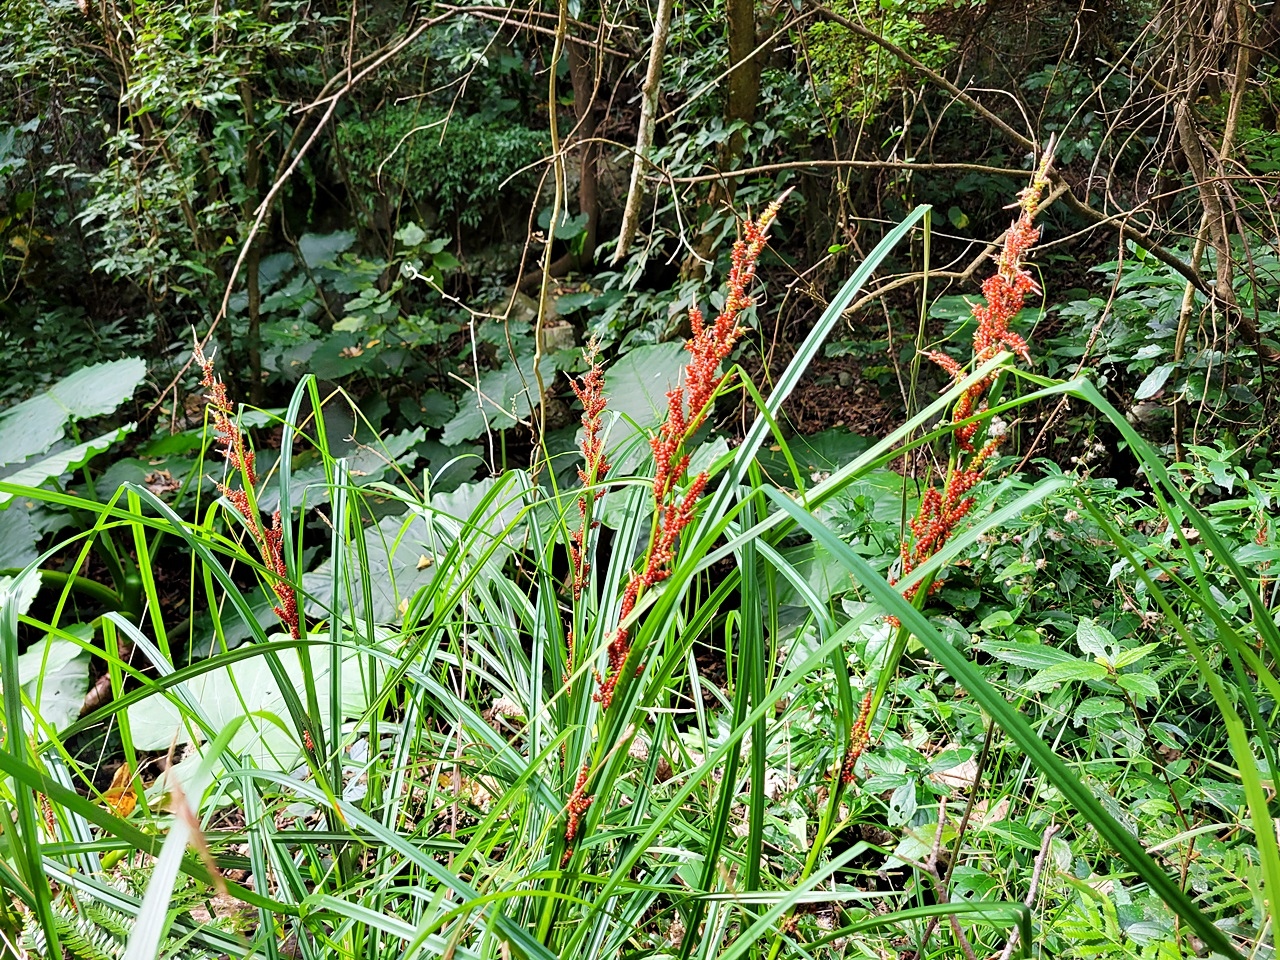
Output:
0 171 1275 960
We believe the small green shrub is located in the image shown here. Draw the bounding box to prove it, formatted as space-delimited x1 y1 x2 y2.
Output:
337 106 546 229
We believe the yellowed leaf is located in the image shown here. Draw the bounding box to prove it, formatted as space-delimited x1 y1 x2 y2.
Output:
103 763 137 819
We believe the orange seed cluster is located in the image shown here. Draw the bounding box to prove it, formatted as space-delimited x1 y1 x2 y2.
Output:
195 342 300 639
562 762 594 863
840 691 874 784
890 151 1053 613
568 342 611 604
592 200 782 708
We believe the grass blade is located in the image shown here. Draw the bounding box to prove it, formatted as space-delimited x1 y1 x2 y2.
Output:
761 485 1245 960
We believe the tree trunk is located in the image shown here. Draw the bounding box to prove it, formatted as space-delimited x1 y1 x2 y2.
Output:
724 0 760 160
681 0 761 280
613 0 675 261
569 41 599 267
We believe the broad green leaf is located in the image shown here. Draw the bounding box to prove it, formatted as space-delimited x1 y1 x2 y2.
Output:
0 425 134 507
127 631 383 770
1134 363 1174 400
601 341 688 428
1112 642 1160 669
1116 672 1159 702
428 472 531 556
976 640 1078 670
441 353 561 445
40 358 147 419
1073 696 1126 725
395 221 427 247
16 624 91 732
0 507 39 568
0 358 145 466
1026 660 1109 691
887 781 917 827
298 229 356 268
1207 459 1235 492
979 610 1015 631
304 473 529 623
332 314 367 332
1076 617 1121 665
0 570 40 618
590 341 688 473
401 390 456 428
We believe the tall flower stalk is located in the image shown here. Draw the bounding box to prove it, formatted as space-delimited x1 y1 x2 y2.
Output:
567 341 610 607
556 201 782 861
853 151 1054 777
586 199 782 709
194 342 300 639
893 156 1052 605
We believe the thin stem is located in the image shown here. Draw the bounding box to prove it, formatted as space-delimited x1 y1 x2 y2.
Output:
0 569 124 611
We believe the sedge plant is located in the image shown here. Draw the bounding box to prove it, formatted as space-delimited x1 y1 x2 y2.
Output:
0 166 1268 960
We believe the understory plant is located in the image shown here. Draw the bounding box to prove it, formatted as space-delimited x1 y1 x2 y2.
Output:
0 162 1273 960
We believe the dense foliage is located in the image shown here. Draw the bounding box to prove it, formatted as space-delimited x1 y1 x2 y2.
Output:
0 0 1278 958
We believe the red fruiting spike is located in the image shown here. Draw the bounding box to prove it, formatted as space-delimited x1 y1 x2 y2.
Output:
569 340 613 613
890 152 1051 621
564 763 594 845
927 351 964 380
593 625 630 707
594 201 783 713
197 342 302 639
841 691 874 784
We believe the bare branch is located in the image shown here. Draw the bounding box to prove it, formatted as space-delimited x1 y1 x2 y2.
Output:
996 824 1062 960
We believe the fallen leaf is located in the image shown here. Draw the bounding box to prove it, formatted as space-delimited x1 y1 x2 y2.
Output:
103 762 137 818
80 672 113 716
931 757 980 790
143 469 180 496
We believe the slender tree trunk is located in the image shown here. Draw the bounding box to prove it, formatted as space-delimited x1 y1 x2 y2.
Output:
240 79 265 404
681 0 761 279
568 41 599 267
724 0 761 160
613 0 675 261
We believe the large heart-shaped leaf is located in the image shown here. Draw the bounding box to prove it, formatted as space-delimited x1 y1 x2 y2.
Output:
0 358 146 466
303 513 442 624
0 425 134 507
442 353 561 445
17 623 91 732
591 341 688 473
127 631 383 770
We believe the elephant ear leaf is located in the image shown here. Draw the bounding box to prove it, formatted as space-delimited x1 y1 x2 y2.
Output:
442 352 562 446
0 425 136 508
0 358 146 467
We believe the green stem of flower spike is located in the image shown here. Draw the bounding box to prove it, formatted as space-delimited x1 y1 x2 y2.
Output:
764 568 936 960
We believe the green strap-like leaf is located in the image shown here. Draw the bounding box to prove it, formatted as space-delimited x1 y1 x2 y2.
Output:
761 485 1245 960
